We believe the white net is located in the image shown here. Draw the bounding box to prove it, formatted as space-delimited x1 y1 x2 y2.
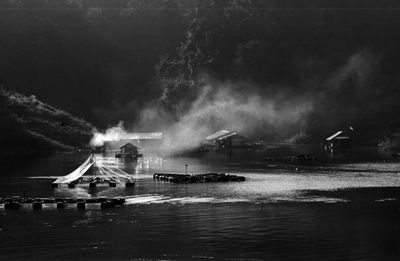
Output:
53 155 133 184
53 155 94 184
96 160 132 180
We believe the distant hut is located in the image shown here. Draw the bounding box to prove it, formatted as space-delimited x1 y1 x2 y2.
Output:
120 143 140 154
205 130 249 148
116 143 143 158
325 131 352 150
205 130 230 143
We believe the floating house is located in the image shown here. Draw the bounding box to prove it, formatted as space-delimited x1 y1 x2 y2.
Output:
120 143 140 154
115 143 143 158
205 130 249 148
325 130 352 150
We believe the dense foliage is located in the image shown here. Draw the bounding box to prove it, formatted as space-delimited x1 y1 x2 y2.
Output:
0 0 186 127
156 0 400 143
2 1 400 144
0 87 94 156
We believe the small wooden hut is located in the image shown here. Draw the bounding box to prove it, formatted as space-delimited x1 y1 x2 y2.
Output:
120 143 139 154
116 143 143 158
325 131 352 150
205 130 249 148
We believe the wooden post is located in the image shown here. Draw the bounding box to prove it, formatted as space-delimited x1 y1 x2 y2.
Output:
205 152 208 174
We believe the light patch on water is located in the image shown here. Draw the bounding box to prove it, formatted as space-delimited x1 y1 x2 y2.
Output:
290 197 349 203
227 170 400 196
53 187 91 198
314 162 400 173
124 194 345 205
252 195 349 204
375 198 397 202
28 176 61 179
125 195 250 205
125 195 166 204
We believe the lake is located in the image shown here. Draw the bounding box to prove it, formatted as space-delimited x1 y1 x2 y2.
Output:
0 145 400 260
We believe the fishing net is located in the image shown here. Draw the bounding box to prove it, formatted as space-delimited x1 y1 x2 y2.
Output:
53 155 133 184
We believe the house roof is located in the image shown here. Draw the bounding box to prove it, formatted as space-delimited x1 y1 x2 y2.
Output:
217 132 237 140
206 130 231 141
124 132 163 140
120 142 141 149
326 131 350 141
105 132 162 141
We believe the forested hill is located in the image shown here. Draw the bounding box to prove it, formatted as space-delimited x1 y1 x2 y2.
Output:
2 0 400 144
0 88 94 157
0 0 186 128
156 0 400 144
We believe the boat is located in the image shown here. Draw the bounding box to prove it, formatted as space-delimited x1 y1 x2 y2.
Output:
52 155 135 188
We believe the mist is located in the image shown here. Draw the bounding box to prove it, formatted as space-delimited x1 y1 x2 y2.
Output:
91 49 388 150
306 50 384 141
91 121 130 147
91 80 313 152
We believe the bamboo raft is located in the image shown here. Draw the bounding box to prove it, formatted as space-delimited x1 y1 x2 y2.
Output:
0 196 125 210
153 173 246 183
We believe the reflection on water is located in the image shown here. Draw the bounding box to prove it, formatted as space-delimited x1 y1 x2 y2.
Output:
1 145 400 260
4 146 400 202
54 187 91 198
103 155 164 175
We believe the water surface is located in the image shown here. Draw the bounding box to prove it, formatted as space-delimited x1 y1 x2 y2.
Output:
1 145 400 260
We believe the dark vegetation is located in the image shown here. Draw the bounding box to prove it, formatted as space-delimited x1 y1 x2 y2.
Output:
0 0 185 127
156 0 400 145
378 132 400 152
0 87 93 157
2 0 400 149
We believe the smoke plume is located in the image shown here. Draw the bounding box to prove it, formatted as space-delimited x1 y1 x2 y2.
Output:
91 49 389 151
91 80 313 152
91 121 129 147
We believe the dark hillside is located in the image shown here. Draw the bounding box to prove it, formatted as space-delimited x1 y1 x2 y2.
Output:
0 87 94 157
156 0 400 144
2 1 400 145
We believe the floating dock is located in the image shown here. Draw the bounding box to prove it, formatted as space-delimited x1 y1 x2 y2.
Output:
0 196 125 210
153 173 246 183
